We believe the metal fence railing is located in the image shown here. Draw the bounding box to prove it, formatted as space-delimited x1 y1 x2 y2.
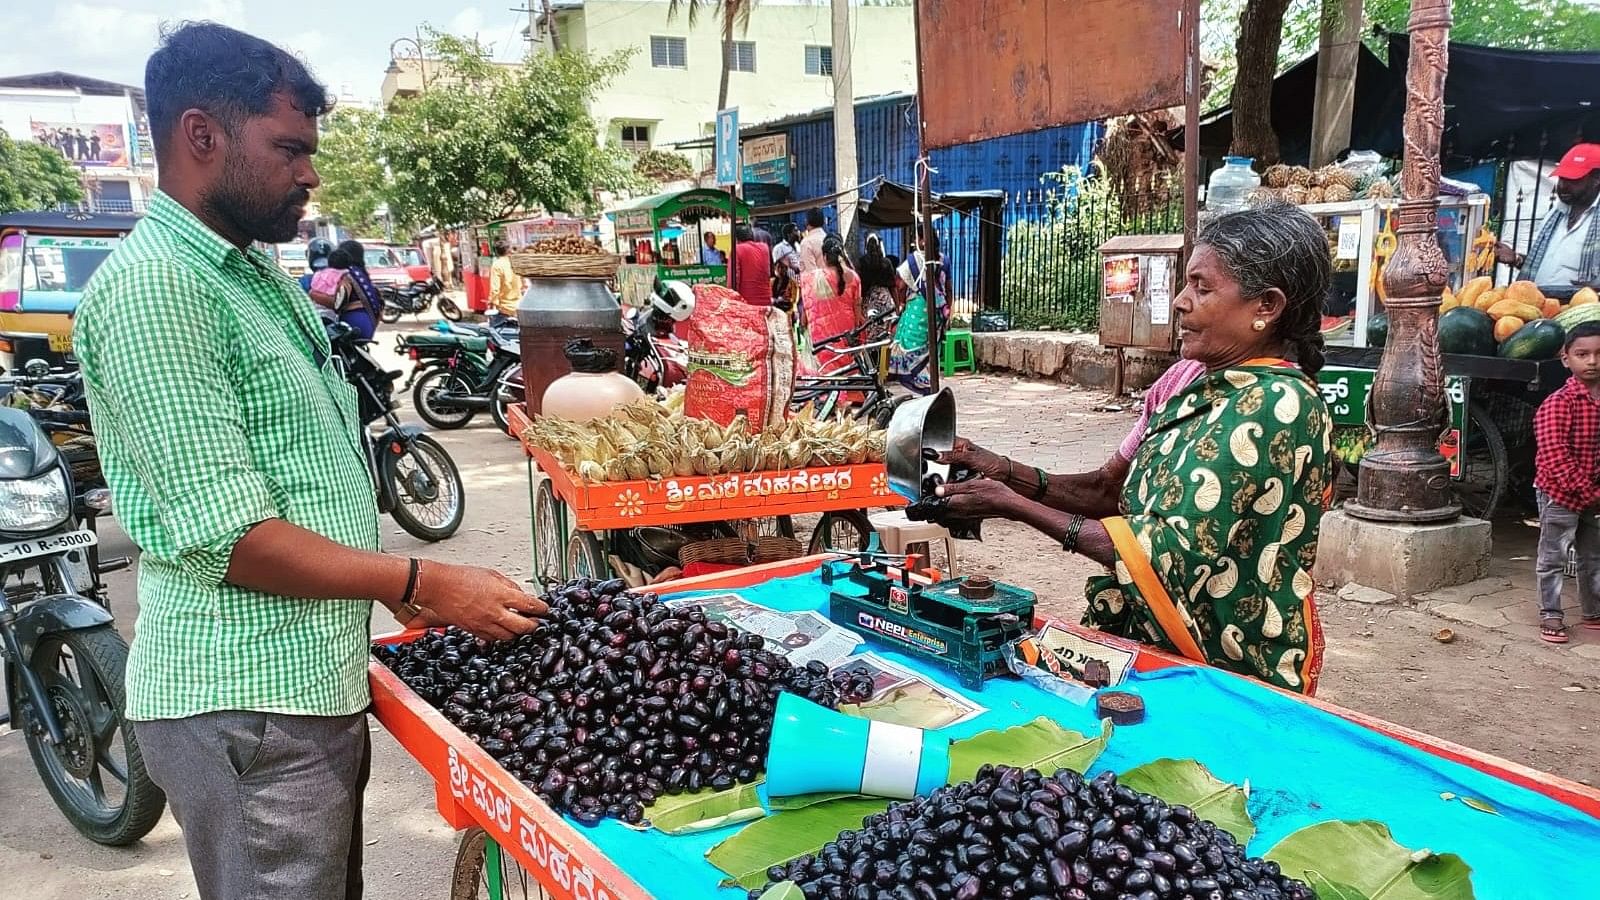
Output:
998 171 1183 331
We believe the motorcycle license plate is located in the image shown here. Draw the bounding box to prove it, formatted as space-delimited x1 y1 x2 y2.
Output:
0 529 98 565
48 333 73 353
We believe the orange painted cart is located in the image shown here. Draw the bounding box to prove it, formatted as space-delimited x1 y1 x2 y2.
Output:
509 404 906 585
370 555 1600 900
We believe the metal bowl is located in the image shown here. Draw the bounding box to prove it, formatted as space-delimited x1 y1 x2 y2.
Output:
885 388 955 502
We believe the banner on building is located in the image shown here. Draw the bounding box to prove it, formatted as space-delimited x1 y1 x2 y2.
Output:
30 121 131 168
741 134 790 186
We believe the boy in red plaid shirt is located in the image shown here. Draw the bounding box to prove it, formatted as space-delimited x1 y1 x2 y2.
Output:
1533 320 1600 642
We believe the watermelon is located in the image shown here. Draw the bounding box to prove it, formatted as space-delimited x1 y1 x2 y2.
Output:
1498 319 1565 360
1366 311 1389 347
1437 307 1496 357
1554 302 1600 332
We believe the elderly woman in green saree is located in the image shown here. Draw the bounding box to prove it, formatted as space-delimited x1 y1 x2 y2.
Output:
930 202 1334 694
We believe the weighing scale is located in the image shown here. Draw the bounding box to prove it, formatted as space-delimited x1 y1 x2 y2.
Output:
823 545 1036 688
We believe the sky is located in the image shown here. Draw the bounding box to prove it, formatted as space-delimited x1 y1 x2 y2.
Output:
0 0 537 105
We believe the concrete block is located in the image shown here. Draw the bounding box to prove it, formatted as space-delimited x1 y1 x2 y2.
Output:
1314 510 1493 600
1336 583 1396 605
969 332 1173 394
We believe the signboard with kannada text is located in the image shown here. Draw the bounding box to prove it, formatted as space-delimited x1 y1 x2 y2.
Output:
1318 366 1468 477
741 134 790 186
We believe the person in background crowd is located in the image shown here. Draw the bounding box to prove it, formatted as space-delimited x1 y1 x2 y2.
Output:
324 240 384 340
489 239 520 327
1497 143 1600 298
701 231 726 266
799 233 863 360
306 240 348 317
799 207 827 273
74 23 543 900
298 236 333 292
732 223 773 307
889 234 950 390
857 233 899 340
1531 320 1600 643
772 223 803 309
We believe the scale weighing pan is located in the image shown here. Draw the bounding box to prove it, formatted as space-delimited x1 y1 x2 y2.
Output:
885 388 955 502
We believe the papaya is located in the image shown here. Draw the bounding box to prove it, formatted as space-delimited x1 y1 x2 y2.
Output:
1505 280 1545 306
1486 298 1544 322
1542 297 1563 319
1573 287 1599 307
1475 288 1503 312
1494 316 1525 342
1457 275 1493 309
1439 285 1458 312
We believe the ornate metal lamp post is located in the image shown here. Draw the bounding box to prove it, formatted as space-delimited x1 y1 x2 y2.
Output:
1344 0 1460 524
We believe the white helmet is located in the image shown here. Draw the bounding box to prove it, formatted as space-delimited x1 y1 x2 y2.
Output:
651 279 696 322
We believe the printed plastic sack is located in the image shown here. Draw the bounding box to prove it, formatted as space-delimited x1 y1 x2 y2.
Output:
684 283 795 429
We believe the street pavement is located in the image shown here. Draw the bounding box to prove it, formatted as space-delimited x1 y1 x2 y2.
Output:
2 342 1595 898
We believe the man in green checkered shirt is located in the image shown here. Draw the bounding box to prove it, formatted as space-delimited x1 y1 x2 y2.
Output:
75 24 545 900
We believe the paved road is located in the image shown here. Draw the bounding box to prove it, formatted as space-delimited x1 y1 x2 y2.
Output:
3 352 1595 898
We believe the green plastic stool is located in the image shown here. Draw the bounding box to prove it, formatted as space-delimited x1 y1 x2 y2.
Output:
940 329 977 375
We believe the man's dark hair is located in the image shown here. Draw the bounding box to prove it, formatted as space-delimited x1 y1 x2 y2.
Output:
734 223 755 243
1565 320 1600 349
783 223 800 243
805 208 826 229
146 21 331 153
493 241 510 256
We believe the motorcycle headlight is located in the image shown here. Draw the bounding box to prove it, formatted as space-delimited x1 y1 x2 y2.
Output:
0 468 71 533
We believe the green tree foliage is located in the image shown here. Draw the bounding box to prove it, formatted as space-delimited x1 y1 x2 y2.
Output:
314 108 386 234
0 138 84 213
317 30 635 231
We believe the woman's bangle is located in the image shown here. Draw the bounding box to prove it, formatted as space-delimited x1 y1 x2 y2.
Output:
1062 515 1086 553
1033 466 1049 500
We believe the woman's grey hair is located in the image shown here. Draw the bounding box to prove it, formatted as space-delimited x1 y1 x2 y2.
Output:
1197 200 1332 374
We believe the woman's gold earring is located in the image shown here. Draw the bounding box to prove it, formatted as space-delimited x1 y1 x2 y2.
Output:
1252 319 1267 332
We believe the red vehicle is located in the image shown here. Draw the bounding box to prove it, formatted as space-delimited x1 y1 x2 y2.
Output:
360 243 432 288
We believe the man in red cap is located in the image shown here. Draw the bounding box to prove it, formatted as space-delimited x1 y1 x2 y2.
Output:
1497 143 1600 297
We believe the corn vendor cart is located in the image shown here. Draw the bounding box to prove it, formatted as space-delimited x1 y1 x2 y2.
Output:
370 551 1600 900
510 405 908 587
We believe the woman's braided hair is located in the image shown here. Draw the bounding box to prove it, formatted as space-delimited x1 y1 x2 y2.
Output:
1197 200 1332 374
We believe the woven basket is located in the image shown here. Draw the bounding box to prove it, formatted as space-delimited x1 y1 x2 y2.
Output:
679 536 804 568
509 252 620 279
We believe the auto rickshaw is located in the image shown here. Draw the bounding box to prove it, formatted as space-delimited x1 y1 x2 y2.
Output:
0 210 142 373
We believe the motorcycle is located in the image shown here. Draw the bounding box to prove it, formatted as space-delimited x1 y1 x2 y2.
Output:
409 322 524 437
622 282 694 397
0 404 165 845
327 322 467 541
379 276 462 324
395 320 496 390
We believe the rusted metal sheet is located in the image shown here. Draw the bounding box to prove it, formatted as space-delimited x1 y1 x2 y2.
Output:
916 0 1186 150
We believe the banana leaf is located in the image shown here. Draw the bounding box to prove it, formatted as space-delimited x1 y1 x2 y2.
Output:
757 882 806 900
1265 821 1476 900
767 790 861 811
947 717 1113 783
710 719 1111 888
1118 758 1256 844
707 798 892 889
643 782 766 835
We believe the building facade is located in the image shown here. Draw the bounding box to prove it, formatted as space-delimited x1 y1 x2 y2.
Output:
530 0 917 151
0 72 155 214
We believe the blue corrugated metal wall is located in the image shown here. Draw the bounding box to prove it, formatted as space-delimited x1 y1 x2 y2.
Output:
757 96 1104 299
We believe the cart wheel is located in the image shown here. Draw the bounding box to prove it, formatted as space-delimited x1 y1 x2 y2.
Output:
807 509 875 555
567 531 608 580
1455 402 1506 521
450 827 550 900
532 478 566 587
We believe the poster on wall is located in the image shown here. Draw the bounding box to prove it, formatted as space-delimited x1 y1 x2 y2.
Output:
741 134 790 186
30 121 130 168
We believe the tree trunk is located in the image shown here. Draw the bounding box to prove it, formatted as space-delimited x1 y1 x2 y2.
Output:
1229 0 1294 164
717 14 734 111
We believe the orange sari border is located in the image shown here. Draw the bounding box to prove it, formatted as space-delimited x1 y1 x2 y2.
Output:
1103 516 1208 665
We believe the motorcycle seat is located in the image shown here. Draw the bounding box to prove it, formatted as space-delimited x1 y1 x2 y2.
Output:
403 333 488 353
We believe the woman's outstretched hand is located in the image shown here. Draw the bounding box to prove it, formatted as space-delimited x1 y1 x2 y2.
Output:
932 477 1021 521
937 437 1009 480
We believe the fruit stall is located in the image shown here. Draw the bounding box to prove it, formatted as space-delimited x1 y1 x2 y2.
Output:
510 401 903 588
370 554 1600 900
609 190 751 310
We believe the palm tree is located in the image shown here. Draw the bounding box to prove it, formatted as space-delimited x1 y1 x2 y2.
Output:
666 0 757 113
